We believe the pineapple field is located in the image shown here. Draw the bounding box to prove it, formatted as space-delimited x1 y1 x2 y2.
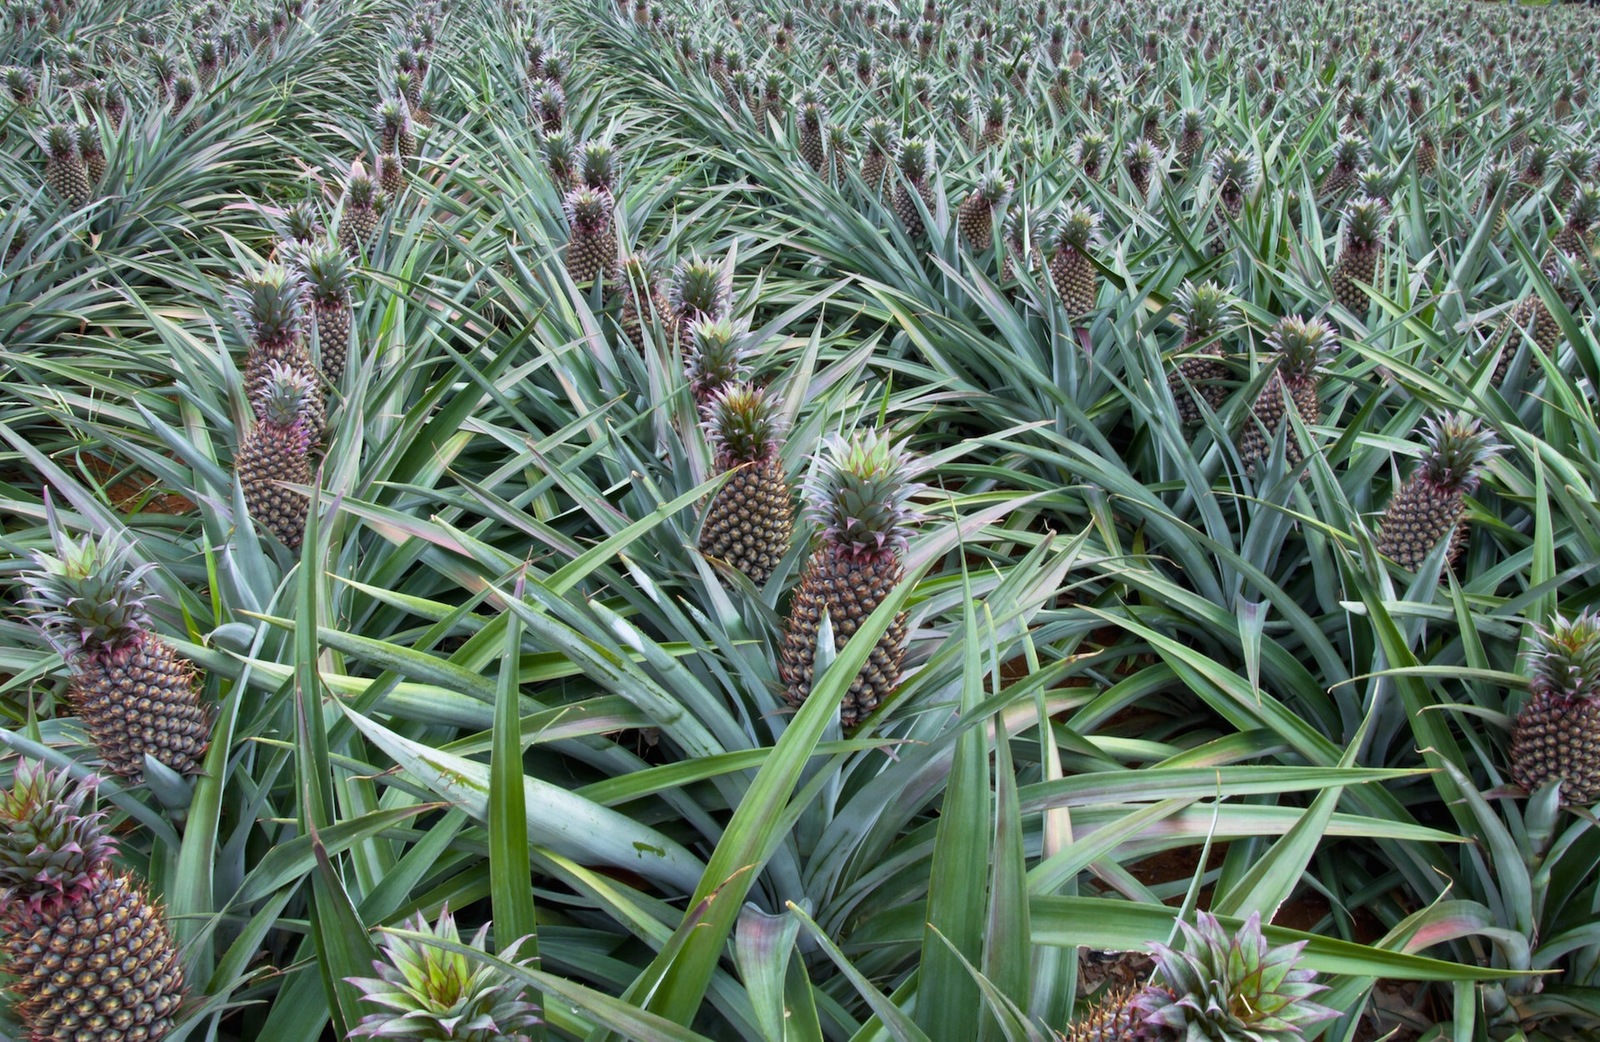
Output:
4 0 1600 1037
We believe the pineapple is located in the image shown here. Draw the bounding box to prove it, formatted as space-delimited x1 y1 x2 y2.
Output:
615 254 668 349
1123 137 1158 200
1377 413 1499 571
977 92 1008 150
699 384 794 585
949 90 975 146
578 141 619 196
779 432 920 729
1073 132 1108 182
42 124 90 209
76 123 105 190
1479 162 1512 236
1166 281 1234 425
338 160 381 256
1551 184 1599 267
377 154 404 200
542 129 579 191
1211 148 1258 225
683 317 747 403
172 74 202 136
349 907 541 1042
375 97 416 159
0 765 117 910
276 199 324 249
798 94 826 174
668 256 731 333
533 80 565 132
958 171 1012 251
826 123 851 185
238 362 316 550
5 64 38 105
1509 612 1600 805
1047 203 1100 318
1174 108 1206 170
1514 143 1552 202
1125 911 1336 1040
18 529 212 782
1239 316 1331 471
999 205 1032 284
294 241 355 387
1065 985 1141 1042
1330 196 1389 316
232 263 324 436
893 138 935 239
861 118 898 193
1320 133 1366 197
564 187 618 285
1415 131 1437 178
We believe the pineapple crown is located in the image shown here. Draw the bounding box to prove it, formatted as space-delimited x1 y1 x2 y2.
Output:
804 431 923 562
375 96 411 135
1212 148 1259 194
1558 145 1594 178
948 90 974 121
294 239 353 306
348 907 542 1042
563 186 612 232
863 118 899 154
257 360 316 428
704 383 784 465
1564 185 1600 233
542 129 577 171
173 74 197 106
1526 611 1600 706
1054 203 1099 251
974 170 1013 207
229 263 305 349
1481 162 1512 199
670 256 731 323
1177 281 1232 343
1331 134 1367 169
827 124 851 152
279 199 325 245
42 122 80 161
1074 132 1109 168
534 80 565 111
19 520 156 654
685 317 748 401
982 92 1008 123
346 164 380 208
1124 137 1159 169
1417 412 1499 493
1264 316 1331 381
6 65 37 100
797 85 823 109
1356 165 1390 200
1341 195 1389 248
0 763 117 911
898 137 934 180
578 141 617 193
1178 107 1206 135
1131 911 1338 1042
800 100 825 128
1521 144 1553 178
76 121 103 156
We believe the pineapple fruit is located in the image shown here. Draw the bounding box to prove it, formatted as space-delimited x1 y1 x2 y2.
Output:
1166 281 1233 425
238 362 316 551
798 91 826 173
232 264 325 439
669 256 732 335
893 138 935 239
1239 316 1330 471
1377 413 1499 570
958 171 1011 251
698 384 794 586
861 118 898 193
338 160 382 256
1330 196 1389 316
779 432 920 729
42 123 91 208
293 240 355 388
615 254 668 349
564 187 619 285
1510 612 1600 805
1048 203 1100 318
683 317 747 403
18 533 212 782
0 765 187 1041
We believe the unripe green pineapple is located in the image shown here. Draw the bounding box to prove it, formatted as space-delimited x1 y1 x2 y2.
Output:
238 362 316 550
578 141 618 195
893 138 935 238
276 199 324 248
683 317 747 403
338 161 382 256
1174 108 1206 171
1240 316 1331 470
826 123 851 185
294 240 355 387
1377 413 1499 570
1047 203 1100 318
1479 162 1512 236
798 97 827 174
669 256 731 332
172 73 202 136
18 531 212 782
564 187 618 285
1515 143 1553 201
780 432 921 729
377 154 404 200
861 118 898 193
699 385 794 586
948 90 975 145
958 171 1012 251
533 79 565 132
1330 195 1389 316
1211 148 1258 226
41 123 90 208
349 907 541 1042
1510 612 1600 804
1321 133 1366 197
4 64 37 105
542 129 578 191
1166 281 1234 425
1414 131 1437 178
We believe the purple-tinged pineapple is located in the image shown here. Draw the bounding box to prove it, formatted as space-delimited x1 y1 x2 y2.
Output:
1174 108 1206 171
1047 203 1100 318
1239 316 1331 470
958 171 1011 251
1510 612 1600 805
699 384 793 585
1166 281 1234 425
41 124 90 208
893 138 935 238
564 187 618 285
18 529 212 782
338 160 382 256
1330 196 1389 316
1377 413 1499 570
0 766 118 911
684 317 747 404
1124 137 1159 201
238 362 316 550
668 255 731 338
294 240 355 387
780 432 921 728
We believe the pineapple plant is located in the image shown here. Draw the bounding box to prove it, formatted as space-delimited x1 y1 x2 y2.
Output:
376 96 416 160
1074 131 1109 182
76 122 105 188
542 129 579 191
564 187 619 285
1166 281 1234 425
533 80 565 132
338 160 382 256
669 256 731 334
1124 137 1158 200
348 907 541 1042
1509 612 1600 805
1330 195 1389 316
957 171 1011 251
1047 203 1100 318
977 92 1008 150
779 432 920 729
1174 107 1206 170
1551 184 1599 266
861 118 899 194
238 361 316 551
1320 133 1366 197
294 240 355 387
0 765 188 1041
41 124 90 208
1239 316 1331 470
172 74 202 136
798 92 826 174
1377 413 1499 570
893 137 935 238
17 531 212 783
579 141 619 196
698 384 794 585
683 317 747 403
232 263 324 435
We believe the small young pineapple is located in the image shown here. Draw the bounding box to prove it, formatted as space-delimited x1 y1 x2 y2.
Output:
957 171 1012 251
948 90 975 145
699 384 794 586
1166 281 1234 425
669 255 732 333
780 432 921 729
1377 413 1499 570
542 129 579 191
860 118 899 194
41 124 90 208
1073 132 1109 182
893 138 935 239
533 79 565 132
563 187 618 285
1239 316 1331 471
683 317 747 404
798 92 827 173
1330 195 1389 316
1127 912 1336 1041
172 74 203 136
19 530 212 782
1510 612 1600 804
338 160 382 256
348 907 541 1042
238 362 316 550
999 205 1032 284
377 154 405 201
826 123 851 185
1047 203 1100 318
4 64 38 105
578 141 619 196
1211 147 1258 223
1320 133 1366 198
294 241 355 387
